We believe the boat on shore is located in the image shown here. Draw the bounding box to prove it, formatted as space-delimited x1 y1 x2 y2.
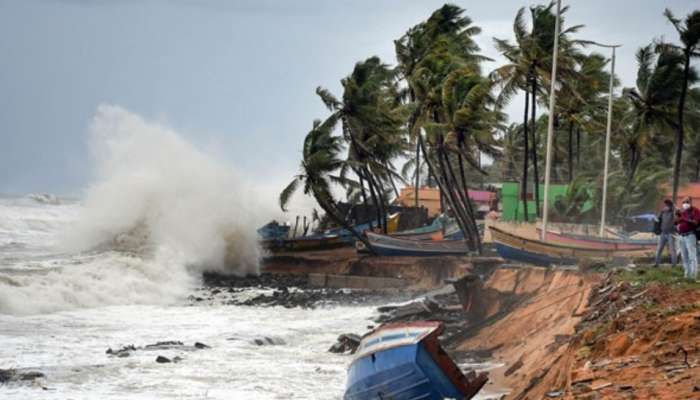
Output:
366 232 470 257
491 226 655 266
344 321 487 400
536 228 656 251
262 235 348 253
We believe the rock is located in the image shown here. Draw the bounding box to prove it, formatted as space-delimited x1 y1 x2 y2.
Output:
156 356 171 363
194 342 210 349
144 341 184 350
253 336 285 346
0 369 45 383
328 333 362 354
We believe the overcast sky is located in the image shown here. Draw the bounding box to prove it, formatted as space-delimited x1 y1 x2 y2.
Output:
1 0 698 195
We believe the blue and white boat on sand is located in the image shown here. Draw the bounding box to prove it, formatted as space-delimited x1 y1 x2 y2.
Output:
344 321 487 400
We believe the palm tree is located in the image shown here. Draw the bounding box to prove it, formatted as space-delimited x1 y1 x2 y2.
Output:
395 4 487 208
316 57 405 233
557 53 610 182
662 9 700 203
623 45 686 185
493 2 584 219
279 119 372 249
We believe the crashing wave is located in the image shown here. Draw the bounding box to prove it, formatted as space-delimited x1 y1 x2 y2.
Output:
27 193 61 205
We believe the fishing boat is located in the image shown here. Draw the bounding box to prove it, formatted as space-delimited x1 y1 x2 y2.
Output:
536 228 656 251
366 232 470 257
344 321 487 400
390 217 444 239
262 234 348 253
490 226 655 266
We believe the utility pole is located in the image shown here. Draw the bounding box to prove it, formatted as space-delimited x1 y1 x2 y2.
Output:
541 0 561 241
595 43 621 237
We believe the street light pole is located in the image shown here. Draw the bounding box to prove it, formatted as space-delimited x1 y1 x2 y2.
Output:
595 43 621 237
540 0 561 241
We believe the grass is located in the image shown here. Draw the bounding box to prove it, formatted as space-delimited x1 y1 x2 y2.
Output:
616 265 700 289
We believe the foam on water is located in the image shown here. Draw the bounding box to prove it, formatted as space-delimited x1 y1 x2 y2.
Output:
0 104 268 315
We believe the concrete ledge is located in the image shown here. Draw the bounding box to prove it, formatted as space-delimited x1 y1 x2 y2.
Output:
308 273 408 289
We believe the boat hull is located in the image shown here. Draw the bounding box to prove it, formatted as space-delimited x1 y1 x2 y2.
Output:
490 226 654 266
537 229 656 251
366 232 470 257
344 322 486 400
262 235 348 252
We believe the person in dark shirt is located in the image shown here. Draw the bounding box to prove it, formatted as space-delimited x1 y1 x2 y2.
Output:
654 199 677 267
674 197 700 281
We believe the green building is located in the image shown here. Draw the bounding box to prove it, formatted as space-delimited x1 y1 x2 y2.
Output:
500 182 570 222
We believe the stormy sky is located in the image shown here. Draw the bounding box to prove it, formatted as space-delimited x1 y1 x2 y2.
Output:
0 0 697 195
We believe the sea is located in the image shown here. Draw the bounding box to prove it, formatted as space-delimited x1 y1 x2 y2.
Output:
0 106 501 399
0 194 378 399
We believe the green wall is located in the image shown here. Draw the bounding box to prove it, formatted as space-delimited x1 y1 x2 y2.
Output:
501 182 570 221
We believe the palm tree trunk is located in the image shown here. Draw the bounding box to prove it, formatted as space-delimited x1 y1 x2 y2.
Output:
366 169 388 234
357 171 372 230
568 120 574 183
530 77 541 218
414 141 421 207
672 52 691 203
450 149 482 252
576 126 581 168
437 149 477 251
521 88 530 222
364 168 383 232
418 135 474 251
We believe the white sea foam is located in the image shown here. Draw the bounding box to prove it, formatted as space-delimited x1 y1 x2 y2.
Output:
0 104 267 315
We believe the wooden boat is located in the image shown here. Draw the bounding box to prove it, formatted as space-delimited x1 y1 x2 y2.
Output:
392 217 444 236
262 235 348 253
366 232 470 257
344 321 487 400
490 226 655 266
536 228 656 251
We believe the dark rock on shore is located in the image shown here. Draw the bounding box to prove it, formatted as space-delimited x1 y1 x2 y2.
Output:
155 355 171 363
0 368 44 383
252 336 286 346
203 272 309 290
328 333 361 354
199 271 419 309
106 340 211 358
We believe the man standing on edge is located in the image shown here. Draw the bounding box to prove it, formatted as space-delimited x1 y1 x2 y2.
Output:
654 199 677 268
674 196 700 281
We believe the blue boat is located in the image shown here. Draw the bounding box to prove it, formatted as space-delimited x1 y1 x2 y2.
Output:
344 321 487 400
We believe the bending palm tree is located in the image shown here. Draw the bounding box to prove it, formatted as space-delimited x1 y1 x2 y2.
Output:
279 119 372 250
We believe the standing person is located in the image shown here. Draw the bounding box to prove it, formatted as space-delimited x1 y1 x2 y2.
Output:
674 197 700 281
654 199 677 268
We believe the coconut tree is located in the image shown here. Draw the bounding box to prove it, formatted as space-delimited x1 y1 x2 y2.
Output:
279 119 372 249
557 52 610 182
662 9 700 202
395 4 488 207
316 57 405 233
493 2 584 219
624 45 688 184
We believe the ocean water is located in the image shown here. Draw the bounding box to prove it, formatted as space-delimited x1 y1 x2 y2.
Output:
0 195 377 399
0 107 500 399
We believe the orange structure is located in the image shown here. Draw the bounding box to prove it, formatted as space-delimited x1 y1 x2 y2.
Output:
395 186 442 217
395 186 497 218
661 182 700 208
